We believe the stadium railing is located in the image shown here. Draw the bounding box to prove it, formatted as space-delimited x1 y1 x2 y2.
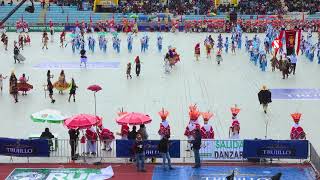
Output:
310 143 320 173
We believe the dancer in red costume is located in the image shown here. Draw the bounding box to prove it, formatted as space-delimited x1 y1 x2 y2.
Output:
229 105 240 139
98 125 115 151
194 43 200 61
290 113 306 140
85 127 98 155
200 111 214 139
184 104 201 150
158 108 170 139
116 108 129 140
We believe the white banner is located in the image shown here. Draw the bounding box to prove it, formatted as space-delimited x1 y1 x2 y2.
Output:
199 140 244 161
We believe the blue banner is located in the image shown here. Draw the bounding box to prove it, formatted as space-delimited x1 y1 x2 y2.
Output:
243 140 308 159
0 138 50 157
116 140 180 158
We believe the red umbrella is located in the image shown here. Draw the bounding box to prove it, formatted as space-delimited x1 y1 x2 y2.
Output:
64 114 102 129
116 112 152 125
87 85 102 116
87 85 102 92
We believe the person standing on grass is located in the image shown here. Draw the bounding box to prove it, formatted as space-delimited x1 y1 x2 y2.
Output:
191 128 202 168
68 78 78 102
258 85 272 114
158 135 174 170
134 133 146 172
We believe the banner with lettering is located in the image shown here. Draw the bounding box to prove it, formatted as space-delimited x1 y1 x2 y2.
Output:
199 140 244 161
243 140 308 159
285 30 297 56
0 138 49 157
116 140 180 158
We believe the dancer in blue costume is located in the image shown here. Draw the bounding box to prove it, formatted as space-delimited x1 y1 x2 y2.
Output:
236 24 242 49
115 36 121 53
317 41 320 64
98 35 104 51
88 36 95 53
145 34 149 50
264 37 270 54
245 36 249 52
157 34 163 52
224 37 229 53
127 33 133 53
217 34 223 51
140 36 146 53
71 38 76 54
253 48 259 65
101 36 107 53
309 45 315 62
259 51 267 71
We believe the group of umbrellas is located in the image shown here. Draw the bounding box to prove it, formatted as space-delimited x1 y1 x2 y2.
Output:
31 109 152 130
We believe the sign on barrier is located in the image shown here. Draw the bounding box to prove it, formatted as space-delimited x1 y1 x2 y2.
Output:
243 140 309 159
116 140 180 158
200 140 244 161
0 138 49 157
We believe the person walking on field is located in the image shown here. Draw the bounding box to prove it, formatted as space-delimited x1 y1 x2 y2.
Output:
134 56 141 77
258 85 272 114
68 78 78 102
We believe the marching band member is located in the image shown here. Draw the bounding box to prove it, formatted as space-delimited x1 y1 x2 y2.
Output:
158 108 170 139
290 113 306 140
229 105 241 139
200 111 214 139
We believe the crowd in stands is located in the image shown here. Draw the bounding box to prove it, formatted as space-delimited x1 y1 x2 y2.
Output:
0 0 319 15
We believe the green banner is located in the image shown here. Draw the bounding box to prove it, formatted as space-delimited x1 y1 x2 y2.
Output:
6 168 102 180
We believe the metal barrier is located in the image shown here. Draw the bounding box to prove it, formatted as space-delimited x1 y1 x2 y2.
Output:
310 143 320 174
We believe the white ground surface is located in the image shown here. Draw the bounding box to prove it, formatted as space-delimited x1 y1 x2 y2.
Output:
0 32 320 152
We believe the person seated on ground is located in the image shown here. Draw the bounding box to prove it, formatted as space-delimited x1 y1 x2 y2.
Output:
40 128 55 150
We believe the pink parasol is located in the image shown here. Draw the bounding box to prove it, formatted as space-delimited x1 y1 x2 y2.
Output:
116 112 152 125
64 114 102 129
87 85 102 92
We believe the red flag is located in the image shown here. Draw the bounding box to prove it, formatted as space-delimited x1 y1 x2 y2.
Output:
296 29 302 55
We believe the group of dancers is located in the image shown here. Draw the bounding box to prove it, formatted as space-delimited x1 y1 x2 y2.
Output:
0 69 78 103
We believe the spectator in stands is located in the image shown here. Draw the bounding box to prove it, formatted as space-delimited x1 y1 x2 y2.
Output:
158 135 174 170
191 128 201 168
40 127 55 150
1 0 4 6
68 128 80 160
137 124 148 140
134 133 146 172
128 125 137 140
9 0 12 6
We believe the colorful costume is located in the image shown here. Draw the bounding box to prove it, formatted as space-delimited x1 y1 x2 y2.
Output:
184 104 201 139
98 125 115 151
195 43 200 60
158 108 170 138
85 127 98 154
117 109 129 139
53 73 70 92
290 113 306 140
200 111 214 139
17 75 33 93
229 106 240 139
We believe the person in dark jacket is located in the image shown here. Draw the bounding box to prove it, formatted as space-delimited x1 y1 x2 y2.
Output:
40 128 54 150
258 85 272 114
69 128 80 160
128 126 137 140
133 133 146 172
158 135 174 170
191 128 202 168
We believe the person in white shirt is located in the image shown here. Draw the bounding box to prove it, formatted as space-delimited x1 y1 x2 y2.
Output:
289 53 298 75
0 73 8 93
